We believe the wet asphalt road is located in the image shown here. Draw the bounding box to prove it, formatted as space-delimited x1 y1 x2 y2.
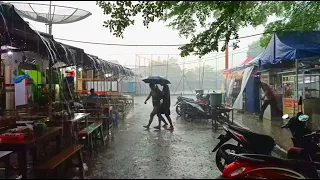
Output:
86 96 223 179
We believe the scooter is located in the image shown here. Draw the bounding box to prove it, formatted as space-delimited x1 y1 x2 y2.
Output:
220 154 320 179
213 96 311 172
212 123 276 172
181 102 211 121
181 95 211 121
220 129 320 179
174 96 195 116
219 98 320 179
175 94 210 116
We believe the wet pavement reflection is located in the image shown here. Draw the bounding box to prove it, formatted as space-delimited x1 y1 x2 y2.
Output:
234 112 292 152
86 95 222 179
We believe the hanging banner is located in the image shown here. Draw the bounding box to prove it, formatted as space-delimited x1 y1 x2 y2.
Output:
233 66 254 110
225 78 235 107
223 69 244 80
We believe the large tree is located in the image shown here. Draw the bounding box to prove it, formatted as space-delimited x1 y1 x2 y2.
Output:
97 1 320 57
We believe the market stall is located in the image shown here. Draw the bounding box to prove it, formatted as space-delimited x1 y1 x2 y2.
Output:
223 56 260 113
259 31 320 124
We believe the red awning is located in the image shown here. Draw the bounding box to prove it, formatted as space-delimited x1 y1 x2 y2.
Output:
240 57 253 66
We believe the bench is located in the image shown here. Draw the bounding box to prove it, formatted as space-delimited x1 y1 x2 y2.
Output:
78 122 104 152
84 108 112 133
36 145 84 179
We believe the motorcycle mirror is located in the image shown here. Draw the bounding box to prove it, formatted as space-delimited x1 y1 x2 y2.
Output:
282 114 290 120
298 114 309 122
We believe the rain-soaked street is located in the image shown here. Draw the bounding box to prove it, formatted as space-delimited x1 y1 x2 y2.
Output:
86 95 223 179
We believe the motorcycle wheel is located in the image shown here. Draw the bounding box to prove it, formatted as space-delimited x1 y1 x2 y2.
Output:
183 111 193 122
176 104 182 116
215 144 246 172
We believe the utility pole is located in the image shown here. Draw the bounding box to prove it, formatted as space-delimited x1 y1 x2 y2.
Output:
150 55 153 76
166 54 169 78
215 54 218 91
134 54 137 95
201 63 205 89
182 58 185 95
225 43 229 70
199 59 201 89
231 52 234 68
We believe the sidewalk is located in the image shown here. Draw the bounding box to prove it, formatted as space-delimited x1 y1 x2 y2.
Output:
232 112 290 157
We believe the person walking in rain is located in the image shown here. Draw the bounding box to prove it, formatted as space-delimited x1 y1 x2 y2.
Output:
143 83 168 129
159 83 174 130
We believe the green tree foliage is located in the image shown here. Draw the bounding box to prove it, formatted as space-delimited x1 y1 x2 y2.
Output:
259 1 320 47
97 1 320 57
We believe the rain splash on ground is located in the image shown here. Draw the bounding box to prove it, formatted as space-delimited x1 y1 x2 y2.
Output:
86 95 224 179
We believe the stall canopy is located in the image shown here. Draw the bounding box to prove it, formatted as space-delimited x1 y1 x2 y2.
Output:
227 56 253 72
260 31 320 66
247 53 263 67
240 57 253 66
0 3 136 77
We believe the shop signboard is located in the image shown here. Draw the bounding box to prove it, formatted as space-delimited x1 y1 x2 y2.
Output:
282 75 300 117
283 98 301 117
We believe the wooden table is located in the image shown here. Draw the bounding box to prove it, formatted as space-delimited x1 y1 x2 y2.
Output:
19 115 48 121
84 106 112 130
48 113 90 145
0 127 62 179
66 113 90 131
78 105 112 138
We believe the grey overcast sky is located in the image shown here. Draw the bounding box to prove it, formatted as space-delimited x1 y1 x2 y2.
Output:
6 1 271 70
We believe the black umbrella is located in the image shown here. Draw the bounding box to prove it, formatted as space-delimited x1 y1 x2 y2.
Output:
142 76 171 84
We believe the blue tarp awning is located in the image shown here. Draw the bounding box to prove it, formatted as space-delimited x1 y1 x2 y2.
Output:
14 75 33 84
260 31 320 65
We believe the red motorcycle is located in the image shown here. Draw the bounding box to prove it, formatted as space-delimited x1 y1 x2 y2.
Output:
220 153 319 179
219 127 320 179
213 97 314 172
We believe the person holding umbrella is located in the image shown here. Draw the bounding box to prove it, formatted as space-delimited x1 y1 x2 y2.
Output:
143 83 168 129
159 83 174 130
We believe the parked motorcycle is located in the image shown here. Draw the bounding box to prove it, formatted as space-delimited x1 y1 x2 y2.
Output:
181 102 210 121
212 123 275 172
220 129 320 179
213 96 311 172
282 113 320 162
175 94 210 116
181 94 211 121
174 96 195 116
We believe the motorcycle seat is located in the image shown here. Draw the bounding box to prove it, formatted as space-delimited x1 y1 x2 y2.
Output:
234 153 310 169
228 125 275 154
180 97 194 102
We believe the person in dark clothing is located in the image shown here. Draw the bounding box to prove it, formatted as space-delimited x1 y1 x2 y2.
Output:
143 83 168 129
88 88 98 98
256 81 283 120
159 83 174 130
